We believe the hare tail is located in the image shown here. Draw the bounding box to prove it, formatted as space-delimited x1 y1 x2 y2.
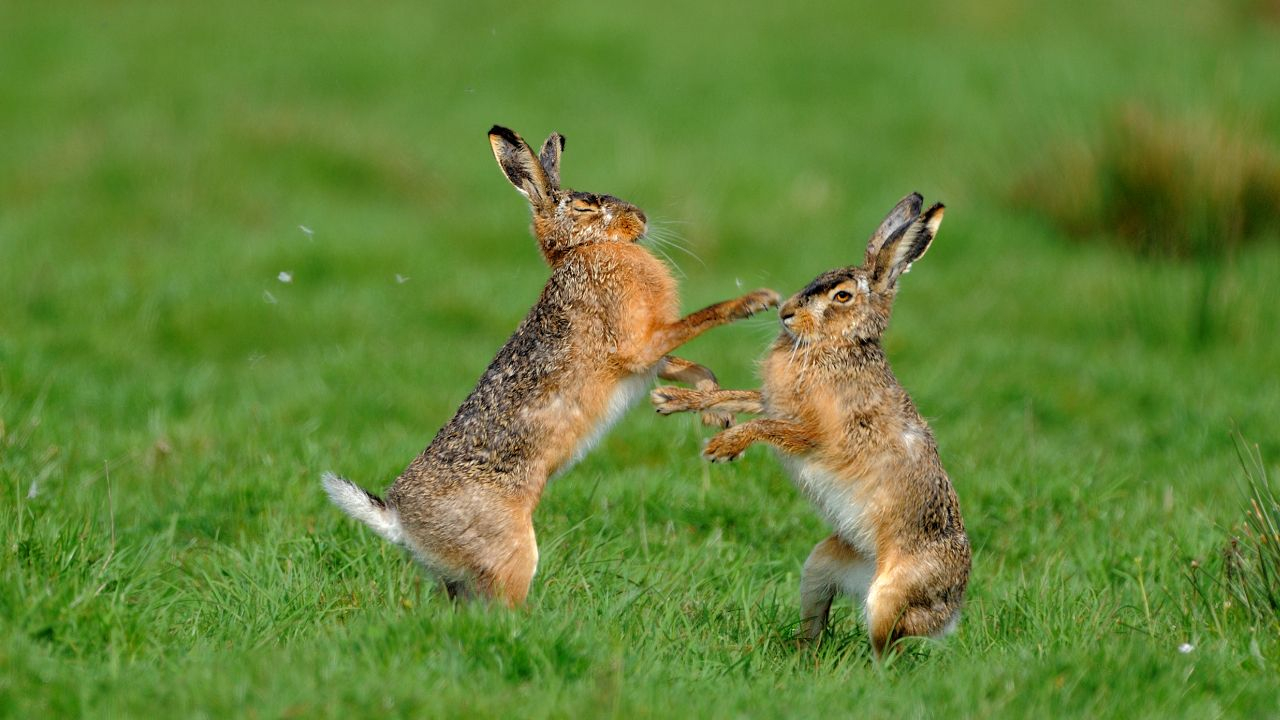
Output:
322 472 403 544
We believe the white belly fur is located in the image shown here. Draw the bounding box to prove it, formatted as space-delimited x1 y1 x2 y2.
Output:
560 368 657 474
781 456 877 560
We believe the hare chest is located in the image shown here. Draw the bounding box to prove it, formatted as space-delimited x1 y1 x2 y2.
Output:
781 456 878 559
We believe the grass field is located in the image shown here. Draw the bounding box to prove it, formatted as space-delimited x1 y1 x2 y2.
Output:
3 0 1280 716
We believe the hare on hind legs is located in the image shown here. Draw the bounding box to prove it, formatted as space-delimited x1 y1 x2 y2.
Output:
324 126 779 607
652 193 969 655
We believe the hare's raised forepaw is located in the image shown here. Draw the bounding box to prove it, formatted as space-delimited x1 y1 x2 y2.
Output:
652 387 734 428
651 386 699 415
703 425 753 463
737 289 781 318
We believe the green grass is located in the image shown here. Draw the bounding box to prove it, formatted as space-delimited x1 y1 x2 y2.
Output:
3 0 1280 716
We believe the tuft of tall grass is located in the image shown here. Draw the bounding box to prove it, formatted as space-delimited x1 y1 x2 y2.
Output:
1012 106 1280 259
1183 439 1280 636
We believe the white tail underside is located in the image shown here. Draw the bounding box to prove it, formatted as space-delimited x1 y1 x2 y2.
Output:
322 472 404 545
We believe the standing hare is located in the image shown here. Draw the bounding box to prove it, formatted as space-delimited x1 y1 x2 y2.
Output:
325 126 779 606
651 193 969 655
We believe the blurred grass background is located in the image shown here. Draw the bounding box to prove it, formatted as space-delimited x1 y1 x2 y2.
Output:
2 0 1279 717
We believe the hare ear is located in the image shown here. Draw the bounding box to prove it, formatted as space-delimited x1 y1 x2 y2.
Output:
870 203 944 291
864 192 924 265
539 133 565 189
488 125 554 207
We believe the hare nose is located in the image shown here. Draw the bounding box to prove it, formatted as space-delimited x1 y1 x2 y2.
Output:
780 309 796 325
635 210 647 225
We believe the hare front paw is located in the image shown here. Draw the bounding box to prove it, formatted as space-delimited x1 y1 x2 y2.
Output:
703 425 753 463
651 386 700 415
736 289 781 319
652 387 733 427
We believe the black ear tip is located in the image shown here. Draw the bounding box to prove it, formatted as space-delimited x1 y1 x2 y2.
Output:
488 125 519 143
895 192 925 217
557 134 566 151
921 202 946 230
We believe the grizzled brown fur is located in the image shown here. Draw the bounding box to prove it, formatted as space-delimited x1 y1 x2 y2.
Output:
325 126 778 606
652 193 970 655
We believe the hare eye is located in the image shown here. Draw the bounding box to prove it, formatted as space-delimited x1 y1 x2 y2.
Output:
572 203 594 213
833 290 853 303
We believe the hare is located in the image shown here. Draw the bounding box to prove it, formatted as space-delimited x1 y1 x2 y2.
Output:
651 193 969 655
324 126 779 606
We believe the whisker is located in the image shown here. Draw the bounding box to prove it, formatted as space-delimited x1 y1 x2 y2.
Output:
645 240 686 279
648 224 692 246
643 235 691 276
645 218 708 269
659 240 707 268
741 315 779 333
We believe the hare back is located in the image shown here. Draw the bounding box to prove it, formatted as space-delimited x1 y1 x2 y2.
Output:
409 295 574 483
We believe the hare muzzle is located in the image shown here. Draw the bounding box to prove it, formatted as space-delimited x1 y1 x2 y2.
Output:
610 205 648 243
778 303 816 341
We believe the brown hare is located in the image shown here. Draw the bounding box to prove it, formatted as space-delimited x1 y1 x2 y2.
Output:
651 193 969 655
324 126 780 606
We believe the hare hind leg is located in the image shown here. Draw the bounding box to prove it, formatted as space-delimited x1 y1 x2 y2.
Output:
474 521 539 608
865 566 965 656
799 535 874 642
397 508 535 607
868 601 961 656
